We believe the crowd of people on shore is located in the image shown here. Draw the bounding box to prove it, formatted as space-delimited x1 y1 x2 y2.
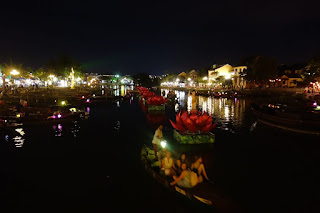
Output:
152 125 210 189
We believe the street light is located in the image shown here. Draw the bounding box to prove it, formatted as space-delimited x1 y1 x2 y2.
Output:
10 70 20 76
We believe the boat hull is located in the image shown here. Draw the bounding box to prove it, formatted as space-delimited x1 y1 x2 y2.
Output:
251 104 320 135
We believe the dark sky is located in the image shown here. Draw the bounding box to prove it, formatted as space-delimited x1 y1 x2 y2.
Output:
1 0 320 75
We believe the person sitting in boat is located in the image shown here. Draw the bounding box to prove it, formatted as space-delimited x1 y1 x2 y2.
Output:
170 163 199 188
158 147 167 168
176 153 189 174
191 156 209 182
161 151 176 176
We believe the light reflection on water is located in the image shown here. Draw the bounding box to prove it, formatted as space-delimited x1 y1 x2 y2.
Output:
14 128 25 147
111 85 133 96
3 127 26 148
161 89 248 131
198 95 247 128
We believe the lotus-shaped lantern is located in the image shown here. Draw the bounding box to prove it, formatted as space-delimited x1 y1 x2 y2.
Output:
142 91 156 99
146 96 167 105
170 110 217 133
137 87 149 94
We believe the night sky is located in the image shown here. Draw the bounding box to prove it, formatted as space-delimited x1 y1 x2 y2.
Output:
1 0 320 75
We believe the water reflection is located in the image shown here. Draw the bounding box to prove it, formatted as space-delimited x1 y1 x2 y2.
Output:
14 127 25 147
198 96 246 126
161 89 248 131
112 85 133 96
146 112 167 127
2 127 26 148
52 120 81 137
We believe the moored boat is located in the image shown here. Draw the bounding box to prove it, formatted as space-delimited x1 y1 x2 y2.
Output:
251 103 320 135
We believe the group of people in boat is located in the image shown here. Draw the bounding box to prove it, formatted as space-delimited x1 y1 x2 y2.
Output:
152 125 210 189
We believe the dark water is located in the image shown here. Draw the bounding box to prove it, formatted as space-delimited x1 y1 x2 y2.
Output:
1 90 320 213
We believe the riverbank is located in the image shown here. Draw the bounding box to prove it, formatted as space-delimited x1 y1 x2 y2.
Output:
160 86 314 106
0 86 114 107
160 86 305 95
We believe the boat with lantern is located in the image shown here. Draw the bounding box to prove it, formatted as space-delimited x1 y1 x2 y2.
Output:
140 144 239 212
20 106 86 126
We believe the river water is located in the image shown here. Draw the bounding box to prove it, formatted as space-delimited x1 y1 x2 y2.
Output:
1 87 320 213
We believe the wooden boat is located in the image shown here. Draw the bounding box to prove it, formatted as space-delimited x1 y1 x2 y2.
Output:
21 107 86 126
141 145 240 212
21 114 78 126
251 103 320 135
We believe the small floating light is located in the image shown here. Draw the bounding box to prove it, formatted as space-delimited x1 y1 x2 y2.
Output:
57 114 62 118
81 96 85 99
86 99 90 103
61 101 66 106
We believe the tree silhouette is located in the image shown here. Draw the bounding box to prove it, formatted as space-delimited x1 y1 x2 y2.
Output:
240 56 279 84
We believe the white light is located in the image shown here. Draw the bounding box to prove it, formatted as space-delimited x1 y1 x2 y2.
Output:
160 141 167 148
15 128 25 136
187 78 191 81
203 76 208 80
10 70 19 75
176 78 179 82
59 80 68 87
225 75 231 80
